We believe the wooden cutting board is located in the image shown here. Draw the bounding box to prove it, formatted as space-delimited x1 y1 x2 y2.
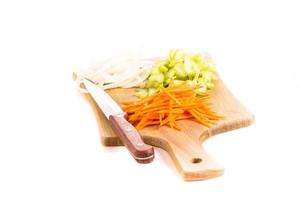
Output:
82 77 254 181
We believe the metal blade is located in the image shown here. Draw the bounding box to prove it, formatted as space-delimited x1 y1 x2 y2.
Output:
82 78 125 119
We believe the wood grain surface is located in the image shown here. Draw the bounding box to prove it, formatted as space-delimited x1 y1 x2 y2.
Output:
82 77 254 181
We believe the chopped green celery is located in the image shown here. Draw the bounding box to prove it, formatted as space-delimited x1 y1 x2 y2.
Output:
138 49 218 98
168 49 185 66
148 88 158 96
146 74 164 88
191 60 201 75
171 80 185 86
203 71 218 81
183 56 195 79
195 87 207 93
136 88 148 98
206 82 214 90
146 81 162 88
197 78 206 88
150 66 160 75
165 69 175 85
191 53 203 65
185 80 198 87
159 65 168 73
163 78 171 86
150 73 164 82
165 69 176 79
174 63 188 80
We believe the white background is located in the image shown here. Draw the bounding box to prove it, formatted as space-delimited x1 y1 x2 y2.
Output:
0 0 300 199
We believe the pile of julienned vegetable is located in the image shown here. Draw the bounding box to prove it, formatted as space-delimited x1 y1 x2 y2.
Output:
122 83 222 131
136 49 218 98
122 49 221 130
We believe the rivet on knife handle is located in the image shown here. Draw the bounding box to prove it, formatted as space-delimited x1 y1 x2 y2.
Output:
109 114 155 164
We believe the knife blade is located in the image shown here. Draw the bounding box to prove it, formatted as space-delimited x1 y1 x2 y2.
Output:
82 78 154 164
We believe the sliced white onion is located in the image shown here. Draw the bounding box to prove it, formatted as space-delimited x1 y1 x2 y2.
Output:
74 56 154 93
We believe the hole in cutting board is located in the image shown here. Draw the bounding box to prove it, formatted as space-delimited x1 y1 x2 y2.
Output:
191 158 202 164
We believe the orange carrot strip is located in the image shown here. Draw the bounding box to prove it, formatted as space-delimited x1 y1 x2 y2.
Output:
122 84 222 130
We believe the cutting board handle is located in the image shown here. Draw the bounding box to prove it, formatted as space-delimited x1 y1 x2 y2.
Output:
146 129 224 181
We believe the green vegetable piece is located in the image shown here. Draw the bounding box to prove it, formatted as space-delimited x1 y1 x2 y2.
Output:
150 66 160 75
168 49 185 66
148 88 158 96
191 60 201 76
146 74 164 88
183 55 195 79
206 82 215 90
136 88 148 98
191 53 203 65
185 80 198 87
146 81 163 88
174 63 188 80
171 80 185 86
159 65 168 73
164 78 171 86
195 87 207 93
149 74 164 83
165 68 176 79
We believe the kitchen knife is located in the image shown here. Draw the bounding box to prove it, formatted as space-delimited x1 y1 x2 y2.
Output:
82 78 154 164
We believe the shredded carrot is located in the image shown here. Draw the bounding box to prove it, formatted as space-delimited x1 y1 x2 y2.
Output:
122 84 222 131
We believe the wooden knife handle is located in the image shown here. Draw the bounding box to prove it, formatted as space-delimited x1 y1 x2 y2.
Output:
109 114 154 164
